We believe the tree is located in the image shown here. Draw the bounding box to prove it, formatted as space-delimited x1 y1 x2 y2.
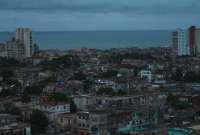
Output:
167 93 178 107
49 92 71 102
171 68 183 81
0 57 22 68
30 110 49 134
40 55 80 71
184 71 200 83
99 70 118 78
96 87 115 95
0 102 22 116
70 100 77 113
0 69 14 80
167 93 192 110
0 89 16 97
24 85 43 95
21 93 31 103
74 71 86 80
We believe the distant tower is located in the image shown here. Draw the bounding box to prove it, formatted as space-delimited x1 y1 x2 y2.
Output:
16 28 33 57
188 26 196 56
195 28 200 56
172 31 178 56
172 29 189 56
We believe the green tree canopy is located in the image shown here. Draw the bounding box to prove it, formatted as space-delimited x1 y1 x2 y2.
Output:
99 70 118 78
30 110 49 134
49 92 71 102
96 87 115 95
24 85 43 95
40 55 80 71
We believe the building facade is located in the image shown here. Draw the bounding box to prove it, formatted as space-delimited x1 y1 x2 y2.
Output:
0 43 7 57
172 31 178 56
6 38 25 59
178 29 189 56
188 26 196 56
16 28 35 57
172 29 189 56
195 28 200 56
0 114 31 135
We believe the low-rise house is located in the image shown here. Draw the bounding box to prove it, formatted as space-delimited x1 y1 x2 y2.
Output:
74 93 166 112
76 109 135 135
118 107 160 135
140 69 152 83
14 67 40 87
57 113 77 132
154 70 166 84
14 102 33 122
0 114 31 135
43 83 56 95
121 59 146 68
37 97 71 122
73 95 95 111
76 112 90 135
38 70 54 81
94 79 116 90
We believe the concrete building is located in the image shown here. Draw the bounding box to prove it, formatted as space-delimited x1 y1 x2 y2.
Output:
0 28 38 59
16 28 35 57
57 113 77 131
37 97 71 122
172 29 189 56
177 29 189 56
0 114 31 135
73 95 95 111
172 31 178 56
195 28 200 56
188 26 196 56
6 38 25 59
0 43 7 57
140 69 152 83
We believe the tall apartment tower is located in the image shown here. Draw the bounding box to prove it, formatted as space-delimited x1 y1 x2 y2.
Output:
172 29 189 56
16 28 33 57
188 26 196 56
195 28 200 56
172 31 178 56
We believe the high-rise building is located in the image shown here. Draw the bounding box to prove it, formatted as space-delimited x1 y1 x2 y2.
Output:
0 43 7 57
16 28 33 57
188 26 196 56
172 29 189 56
195 28 200 56
172 31 178 56
6 37 24 59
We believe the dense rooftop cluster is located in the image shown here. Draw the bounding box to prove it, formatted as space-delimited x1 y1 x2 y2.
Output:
0 46 200 135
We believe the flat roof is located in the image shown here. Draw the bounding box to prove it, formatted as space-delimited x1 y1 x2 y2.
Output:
189 125 200 130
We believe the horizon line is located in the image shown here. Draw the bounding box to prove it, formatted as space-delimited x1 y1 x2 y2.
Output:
0 29 173 32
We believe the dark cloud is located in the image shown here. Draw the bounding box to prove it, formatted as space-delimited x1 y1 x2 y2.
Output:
0 0 199 14
0 0 199 30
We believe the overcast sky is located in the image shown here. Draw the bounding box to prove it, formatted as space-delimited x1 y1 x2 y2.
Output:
0 0 199 31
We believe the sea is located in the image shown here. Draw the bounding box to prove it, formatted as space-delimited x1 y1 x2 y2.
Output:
0 31 172 50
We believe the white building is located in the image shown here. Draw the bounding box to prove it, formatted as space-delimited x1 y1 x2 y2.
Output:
38 101 71 122
16 28 34 57
177 29 190 56
140 69 152 83
73 95 95 111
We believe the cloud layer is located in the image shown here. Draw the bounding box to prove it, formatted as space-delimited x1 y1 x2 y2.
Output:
0 0 199 31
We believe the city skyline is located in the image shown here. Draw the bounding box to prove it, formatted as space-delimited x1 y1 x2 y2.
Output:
0 0 199 31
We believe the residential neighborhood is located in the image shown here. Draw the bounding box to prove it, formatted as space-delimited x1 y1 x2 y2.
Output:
0 27 200 135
